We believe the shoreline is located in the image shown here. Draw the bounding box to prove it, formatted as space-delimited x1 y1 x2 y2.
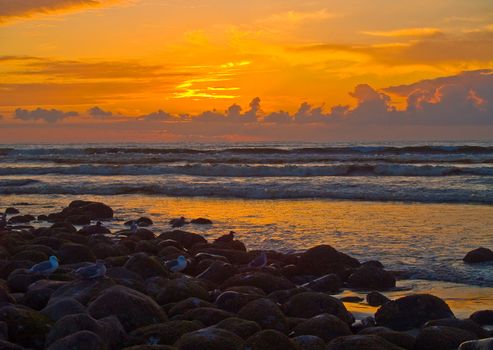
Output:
0 199 492 349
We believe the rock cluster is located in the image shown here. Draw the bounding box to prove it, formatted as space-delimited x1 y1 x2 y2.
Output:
0 201 491 350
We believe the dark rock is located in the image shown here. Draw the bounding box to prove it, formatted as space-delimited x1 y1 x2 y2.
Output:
190 218 213 225
50 278 116 304
463 248 493 263
47 330 105 350
425 318 489 338
268 288 307 304
196 261 236 284
292 335 326 350
20 287 54 310
238 298 288 333
340 296 364 303
375 294 454 330
0 340 24 350
41 297 86 321
194 248 250 264
348 266 396 291
12 250 48 263
358 327 415 349
238 329 300 350
7 269 46 293
78 224 111 235
38 215 49 221
215 291 260 313
470 310 493 325
293 313 352 342
327 334 404 350
5 207 19 215
0 305 53 349
129 320 202 346
158 230 207 249
155 278 209 305
301 273 342 293
284 292 354 324
459 339 493 350
221 272 295 294
298 245 341 275
182 307 234 326
65 200 114 220
88 285 167 332
0 285 15 304
214 317 261 339
8 214 35 224
65 215 91 225
367 291 390 306
45 313 103 346
58 243 96 264
174 327 243 350
168 297 214 317
124 253 169 279
415 326 477 350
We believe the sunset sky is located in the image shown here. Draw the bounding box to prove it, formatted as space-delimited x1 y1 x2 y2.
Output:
1 0 492 142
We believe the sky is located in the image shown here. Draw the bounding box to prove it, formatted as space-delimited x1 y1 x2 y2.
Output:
1 0 492 142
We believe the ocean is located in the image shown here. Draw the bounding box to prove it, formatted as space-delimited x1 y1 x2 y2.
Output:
1 141 493 314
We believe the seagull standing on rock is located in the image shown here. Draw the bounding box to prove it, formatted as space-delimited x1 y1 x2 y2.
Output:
165 255 188 272
29 256 59 276
74 261 107 280
248 252 268 269
130 221 138 233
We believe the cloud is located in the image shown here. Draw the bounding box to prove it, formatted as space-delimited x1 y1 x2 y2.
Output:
15 108 78 123
0 0 123 24
141 110 181 122
88 106 112 119
362 27 442 38
262 9 335 25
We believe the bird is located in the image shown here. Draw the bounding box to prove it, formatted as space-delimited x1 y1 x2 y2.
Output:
130 221 138 233
74 261 107 280
164 255 188 272
170 216 187 228
29 255 59 276
248 252 268 269
0 212 6 230
214 231 235 243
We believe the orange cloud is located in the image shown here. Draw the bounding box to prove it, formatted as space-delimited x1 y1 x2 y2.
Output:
362 27 442 38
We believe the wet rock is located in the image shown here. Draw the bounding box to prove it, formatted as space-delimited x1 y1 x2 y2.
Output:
41 297 86 321
64 200 114 220
293 313 352 342
158 230 207 249
214 317 261 339
182 307 234 326
5 207 19 215
174 327 243 350
284 292 354 324
340 296 364 303
375 294 454 330
195 248 250 264
20 287 54 310
196 261 236 284
0 305 53 349
425 318 490 338
47 330 105 350
215 291 260 313
124 253 169 279
238 298 288 333
348 266 396 291
358 327 415 349
470 310 493 325
65 215 91 225
12 250 48 263
58 243 96 264
38 214 49 221
292 335 326 350
50 277 116 304
79 224 111 235
190 218 212 225
168 297 214 317
463 248 493 263
367 291 390 306
129 320 202 346
155 278 209 305
221 271 295 294
301 273 342 293
125 217 154 227
415 326 477 350
327 334 404 350
459 338 493 350
8 214 35 224
88 285 167 332
238 329 300 350
268 288 307 304
45 313 103 346
7 269 45 293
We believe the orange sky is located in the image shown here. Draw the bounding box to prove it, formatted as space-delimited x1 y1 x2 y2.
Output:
1 0 492 142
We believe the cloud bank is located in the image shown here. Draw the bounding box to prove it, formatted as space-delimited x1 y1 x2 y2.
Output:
14 108 78 123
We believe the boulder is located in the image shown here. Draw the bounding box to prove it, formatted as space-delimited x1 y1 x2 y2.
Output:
8 215 35 224
41 297 86 321
470 310 493 325
58 243 96 264
158 230 207 249
174 327 243 350
327 335 404 350
415 326 477 350
348 266 396 291
124 253 169 279
297 245 343 275
64 200 114 220
238 329 300 350
5 207 19 214
190 218 213 225
196 261 236 284
284 292 354 324
129 320 203 346
367 291 390 306
168 297 214 317
47 330 105 350
358 327 415 349
214 317 261 339
221 272 295 294
155 278 209 305
20 287 54 310
45 313 103 346
459 338 493 350
375 294 454 330
292 335 326 350
293 313 352 342
88 285 167 331
463 248 493 263
215 291 261 313
50 277 116 304
182 307 234 326
301 274 342 293
425 318 489 338
238 298 288 333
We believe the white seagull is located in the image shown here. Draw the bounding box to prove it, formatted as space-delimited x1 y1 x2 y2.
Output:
165 255 188 272
130 221 138 233
248 252 268 269
29 255 59 275
74 261 107 280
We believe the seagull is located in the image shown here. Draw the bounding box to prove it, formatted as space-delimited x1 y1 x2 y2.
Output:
164 255 188 272
248 252 268 269
170 217 187 228
214 231 235 243
74 261 107 280
130 221 138 233
29 255 59 275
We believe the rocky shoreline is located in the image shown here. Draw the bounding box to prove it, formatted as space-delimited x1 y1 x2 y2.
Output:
0 200 492 350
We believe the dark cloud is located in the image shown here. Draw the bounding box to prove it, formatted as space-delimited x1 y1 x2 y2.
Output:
88 106 112 119
141 110 180 122
15 108 78 123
